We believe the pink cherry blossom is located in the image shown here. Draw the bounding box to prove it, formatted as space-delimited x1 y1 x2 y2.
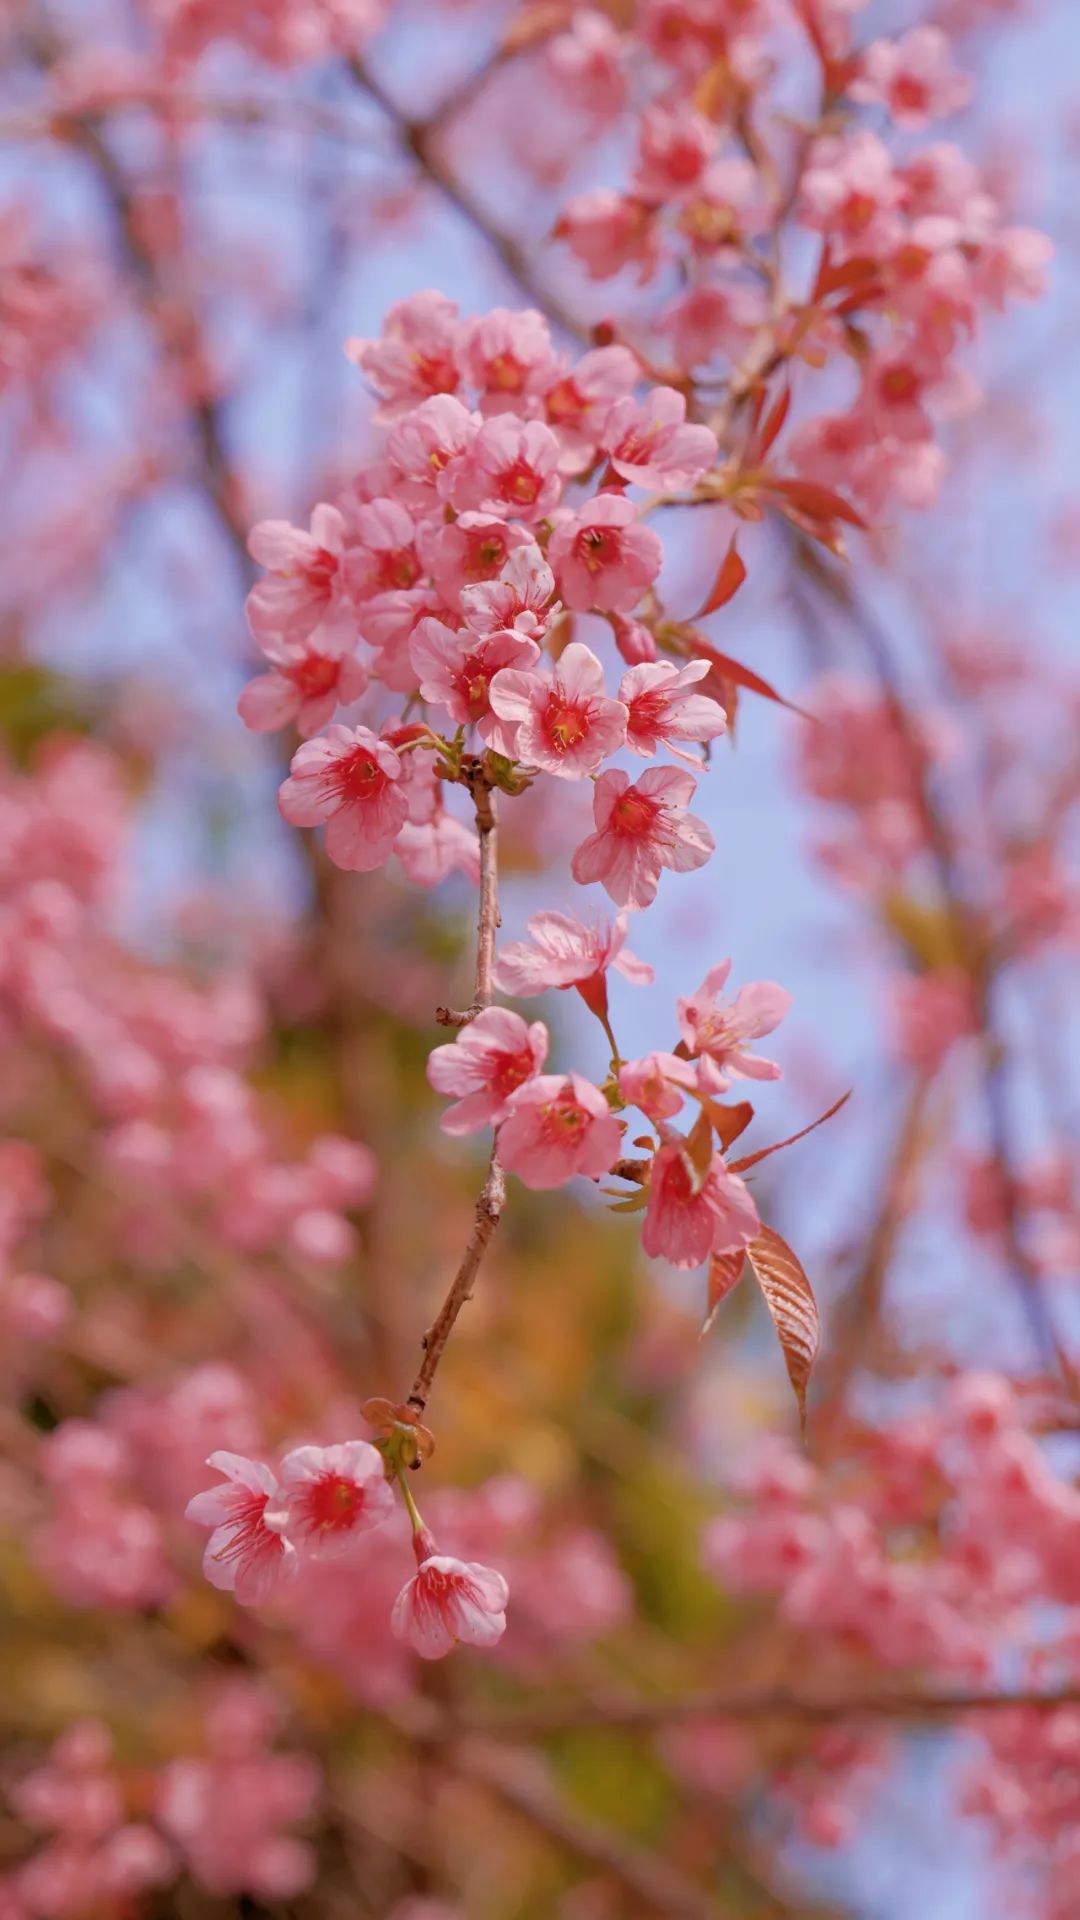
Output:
278 725 408 872
618 1051 696 1121
642 1143 760 1269
392 1528 509 1660
410 617 540 737
426 1007 549 1134
610 613 660 665
455 416 562 524
800 131 905 262
458 545 556 640
497 1073 622 1189
548 493 663 613
186 1452 292 1606
632 103 716 203
237 629 368 739
488 641 627 777
347 290 463 419
540 343 641 470
461 307 555 413
346 497 422 600
245 505 352 651
546 10 627 121
571 766 714 909
421 512 534 601
677 960 792 1078
659 283 764 370
264 1441 394 1559
554 189 659 283
619 658 727 760
385 394 478 507
602 386 718 490
492 909 654 1028
852 28 972 130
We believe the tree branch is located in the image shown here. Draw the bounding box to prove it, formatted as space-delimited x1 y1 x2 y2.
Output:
407 776 504 1414
455 1682 1080 1740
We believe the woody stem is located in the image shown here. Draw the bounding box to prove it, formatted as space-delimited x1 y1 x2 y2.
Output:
408 775 506 1415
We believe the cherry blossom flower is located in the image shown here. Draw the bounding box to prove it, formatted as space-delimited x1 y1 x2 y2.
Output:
186 1453 292 1606
455 416 562 524
619 659 727 760
497 1073 622 1189
426 1008 548 1134
410 617 540 737
264 1442 394 1559
421 512 534 601
548 493 663 612
245 506 352 651
545 10 627 121
602 386 719 490
852 28 972 130
610 613 660 665
347 290 463 419
458 545 556 641
554 190 659 283
346 498 422 600
488 642 627 777
571 766 714 908
677 961 792 1078
237 630 368 739
632 104 716 202
385 394 478 507
540 343 641 470
659 283 764 370
392 1527 509 1660
493 910 654 1017
461 307 555 413
618 1051 696 1122
278 726 408 872
800 132 905 261
642 1143 760 1269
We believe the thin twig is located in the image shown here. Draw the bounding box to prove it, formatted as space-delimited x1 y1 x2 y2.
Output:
407 776 504 1414
347 56 588 342
454 1682 1080 1740
454 1738 735 1920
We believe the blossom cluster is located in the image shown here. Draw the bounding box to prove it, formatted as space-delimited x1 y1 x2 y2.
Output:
540 1 1048 516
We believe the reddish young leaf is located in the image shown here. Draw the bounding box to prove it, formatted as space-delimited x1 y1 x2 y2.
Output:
755 383 791 461
746 1227 820 1435
684 1107 715 1188
766 478 868 529
694 538 747 619
703 1248 747 1334
705 1098 755 1152
729 1089 851 1174
691 636 814 721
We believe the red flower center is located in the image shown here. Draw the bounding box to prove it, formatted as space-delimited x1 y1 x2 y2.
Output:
288 654 341 699
503 461 541 506
544 696 590 752
488 352 526 391
337 749 388 805
303 1473 363 1534
611 790 659 838
578 526 619 572
545 377 583 424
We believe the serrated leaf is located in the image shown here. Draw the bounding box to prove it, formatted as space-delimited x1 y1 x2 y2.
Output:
746 1226 819 1435
729 1089 851 1175
702 1248 746 1334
